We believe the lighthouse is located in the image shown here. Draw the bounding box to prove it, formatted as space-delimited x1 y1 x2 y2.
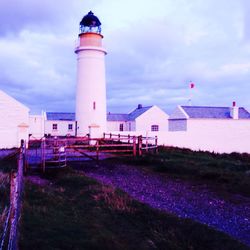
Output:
75 11 107 138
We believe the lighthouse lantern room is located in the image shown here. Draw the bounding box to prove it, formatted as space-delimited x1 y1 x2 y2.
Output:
75 11 107 138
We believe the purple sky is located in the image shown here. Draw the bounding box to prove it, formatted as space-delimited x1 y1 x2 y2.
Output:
0 0 250 114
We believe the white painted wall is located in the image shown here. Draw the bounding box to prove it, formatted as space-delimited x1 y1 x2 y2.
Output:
157 119 250 153
45 120 76 137
135 106 169 132
0 90 29 148
107 121 126 132
75 33 107 137
111 118 250 153
29 114 45 139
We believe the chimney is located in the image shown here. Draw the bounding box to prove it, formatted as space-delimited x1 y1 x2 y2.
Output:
231 101 239 119
138 104 142 109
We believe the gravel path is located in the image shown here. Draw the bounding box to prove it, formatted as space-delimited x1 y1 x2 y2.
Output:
82 163 250 247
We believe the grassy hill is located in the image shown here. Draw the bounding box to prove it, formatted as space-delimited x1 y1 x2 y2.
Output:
19 169 249 250
129 146 250 197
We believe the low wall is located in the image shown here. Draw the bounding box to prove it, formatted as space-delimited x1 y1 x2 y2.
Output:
108 119 250 154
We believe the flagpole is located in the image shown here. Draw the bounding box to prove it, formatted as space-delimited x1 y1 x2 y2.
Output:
188 81 194 106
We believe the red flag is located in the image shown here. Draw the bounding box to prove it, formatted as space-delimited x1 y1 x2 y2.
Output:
190 82 195 88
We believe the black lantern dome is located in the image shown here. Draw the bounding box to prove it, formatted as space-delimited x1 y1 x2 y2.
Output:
79 11 102 34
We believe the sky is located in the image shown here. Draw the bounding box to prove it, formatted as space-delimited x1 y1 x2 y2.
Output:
0 0 250 114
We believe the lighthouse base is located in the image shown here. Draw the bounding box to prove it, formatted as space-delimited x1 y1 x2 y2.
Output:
88 124 103 144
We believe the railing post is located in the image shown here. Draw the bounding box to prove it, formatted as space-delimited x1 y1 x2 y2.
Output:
128 135 130 144
138 136 142 156
146 136 148 152
133 136 136 157
109 133 112 139
155 136 158 154
96 140 99 162
41 138 45 173
118 134 120 142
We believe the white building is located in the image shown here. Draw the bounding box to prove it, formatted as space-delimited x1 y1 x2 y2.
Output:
165 104 250 153
107 104 169 132
29 104 168 138
169 104 250 131
0 89 29 148
44 112 76 137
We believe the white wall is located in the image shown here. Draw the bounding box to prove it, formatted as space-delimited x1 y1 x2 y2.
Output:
0 90 29 148
135 106 169 132
108 118 250 153
29 114 45 139
45 120 76 137
158 119 250 153
107 121 135 132
107 121 125 132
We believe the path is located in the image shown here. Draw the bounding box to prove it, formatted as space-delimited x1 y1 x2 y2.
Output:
81 162 250 247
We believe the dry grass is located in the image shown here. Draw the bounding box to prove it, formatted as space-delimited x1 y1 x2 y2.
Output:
20 170 249 250
0 172 9 234
93 185 137 213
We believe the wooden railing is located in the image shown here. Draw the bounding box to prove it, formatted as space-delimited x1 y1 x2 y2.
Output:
26 134 158 172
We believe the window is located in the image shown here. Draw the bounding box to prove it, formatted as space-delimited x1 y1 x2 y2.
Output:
52 124 57 130
151 125 159 131
68 124 73 131
119 123 124 131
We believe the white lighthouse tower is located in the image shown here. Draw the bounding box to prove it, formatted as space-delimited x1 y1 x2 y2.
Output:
75 11 107 138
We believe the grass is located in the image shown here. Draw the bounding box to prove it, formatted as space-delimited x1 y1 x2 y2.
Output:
0 172 9 237
126 146 250 197
19 169 249 250
0 151 17 236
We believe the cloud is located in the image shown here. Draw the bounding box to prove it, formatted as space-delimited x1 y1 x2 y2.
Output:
0 0 249 115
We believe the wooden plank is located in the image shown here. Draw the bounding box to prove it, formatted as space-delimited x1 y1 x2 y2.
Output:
73 148 97 161
99 149 133 153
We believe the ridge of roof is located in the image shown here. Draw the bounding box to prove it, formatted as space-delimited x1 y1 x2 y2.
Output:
179 106 250 119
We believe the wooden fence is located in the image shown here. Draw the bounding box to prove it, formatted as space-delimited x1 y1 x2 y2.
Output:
26 133 158 172
0 141 25 250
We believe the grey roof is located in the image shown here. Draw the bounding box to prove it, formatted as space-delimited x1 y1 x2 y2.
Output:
107 113 129 121
128 106 152 121
107 106 153 122
46 106 153 122
46 112 75 121
181 106 250 119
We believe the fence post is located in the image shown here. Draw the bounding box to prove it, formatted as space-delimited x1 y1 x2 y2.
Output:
96 140 99 162
155 136 158 154
133 137 136 157
41 138 45 173
24 141 28 174
146 136 148 152
138 136 142 156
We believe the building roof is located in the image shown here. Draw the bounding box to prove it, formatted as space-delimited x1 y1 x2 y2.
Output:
107 113 129 121
46 106 152 122
127 106 152 121
107 105 153 122
180 106 250 119
46 112 75 121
